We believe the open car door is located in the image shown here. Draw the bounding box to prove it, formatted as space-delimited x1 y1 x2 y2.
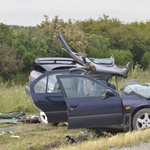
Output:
30 70 70 123
57 74 123 129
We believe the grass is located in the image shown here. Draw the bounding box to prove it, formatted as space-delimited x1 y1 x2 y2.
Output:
0 81 37 114
56 129 150 150
0 123 16 128
110 64 150 91
1 124 150 150
0 124 87 150
0 64 149 114
1 65 150 149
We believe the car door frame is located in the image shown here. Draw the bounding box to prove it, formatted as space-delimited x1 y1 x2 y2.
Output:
30 69 71 123
57 74 124 129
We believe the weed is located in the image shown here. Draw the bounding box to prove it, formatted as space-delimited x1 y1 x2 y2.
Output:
0 84 37 114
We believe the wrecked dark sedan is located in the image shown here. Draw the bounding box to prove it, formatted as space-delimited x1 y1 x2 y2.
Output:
25 32 150 131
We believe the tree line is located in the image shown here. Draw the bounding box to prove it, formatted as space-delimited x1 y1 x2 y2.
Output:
0 15 150 84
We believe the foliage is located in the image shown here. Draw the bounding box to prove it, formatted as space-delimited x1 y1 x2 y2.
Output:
9 25 35 35
85 34 110 58
1 15 150 82
110 64 150 90
141 51 150 69
0 23 14 46
0 44 23 80
78 15 150 67
108 49 133 66
35 15 88 56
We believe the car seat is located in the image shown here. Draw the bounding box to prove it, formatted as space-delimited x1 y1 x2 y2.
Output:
89 83 104 97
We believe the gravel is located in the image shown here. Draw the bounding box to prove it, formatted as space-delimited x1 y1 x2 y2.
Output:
110 142 150 150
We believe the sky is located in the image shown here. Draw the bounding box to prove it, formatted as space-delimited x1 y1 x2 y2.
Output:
0 0 150 26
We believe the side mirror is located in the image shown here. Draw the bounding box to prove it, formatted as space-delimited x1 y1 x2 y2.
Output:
105 89 114 97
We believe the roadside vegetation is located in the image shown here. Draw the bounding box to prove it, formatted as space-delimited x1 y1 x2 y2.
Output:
1 14 150 84
0 64 149 114
1 123 150 150
0 66 150 150
1 15 150 149
0 81 37 114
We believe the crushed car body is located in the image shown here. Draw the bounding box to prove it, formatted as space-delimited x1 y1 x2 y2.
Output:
25 32 150 131
57 32 130 77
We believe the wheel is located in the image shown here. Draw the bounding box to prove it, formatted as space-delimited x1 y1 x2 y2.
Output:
38 109 59 126
132 108 150 130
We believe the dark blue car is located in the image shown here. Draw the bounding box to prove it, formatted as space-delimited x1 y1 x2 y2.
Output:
25 32 150 131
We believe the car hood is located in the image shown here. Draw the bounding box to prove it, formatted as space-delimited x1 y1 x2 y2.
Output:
120 79 150 99
57 32 130 77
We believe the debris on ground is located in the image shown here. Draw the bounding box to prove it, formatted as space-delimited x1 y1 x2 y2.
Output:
63 130 96 145
0 111 25 119
10 135 20 138
0 130 20 138
0 111 40 124
79 130 96 139
63 135 81 144
2 130 13 134
18 115 40 123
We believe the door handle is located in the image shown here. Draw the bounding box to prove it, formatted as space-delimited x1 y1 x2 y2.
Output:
70 104 79 108
37 99 46 103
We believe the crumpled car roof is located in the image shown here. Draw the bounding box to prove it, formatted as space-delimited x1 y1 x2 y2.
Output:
57 32 130 77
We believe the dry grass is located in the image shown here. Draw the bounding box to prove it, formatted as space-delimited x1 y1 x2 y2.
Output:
1 65 150 149
110 65 150 91
57 129 150 150
0 83 37 114
1 124 150 150
0 124 87 150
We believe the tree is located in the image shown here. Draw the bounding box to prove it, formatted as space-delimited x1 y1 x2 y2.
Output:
0 23 14 46
85 34 110 58
0 44 23 79
34 15 88 57
141 52 150 69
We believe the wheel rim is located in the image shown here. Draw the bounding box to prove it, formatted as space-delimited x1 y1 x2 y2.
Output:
136 113 150 129
40 111 48 124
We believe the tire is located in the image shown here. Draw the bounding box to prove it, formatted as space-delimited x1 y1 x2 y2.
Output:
132 108 150 130
38 109 59 126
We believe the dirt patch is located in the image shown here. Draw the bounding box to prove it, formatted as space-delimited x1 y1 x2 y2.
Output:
0 123 40 133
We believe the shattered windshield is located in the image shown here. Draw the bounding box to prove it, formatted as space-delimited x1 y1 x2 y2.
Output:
123 84 150 99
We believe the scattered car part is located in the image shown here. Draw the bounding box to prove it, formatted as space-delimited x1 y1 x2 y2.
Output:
0 111 25 119
63 135 81 144
79 131 96 138
10 135 20 138
57 32 130 77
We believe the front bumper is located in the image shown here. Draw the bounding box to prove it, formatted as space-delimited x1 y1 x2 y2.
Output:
25 85 33 101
